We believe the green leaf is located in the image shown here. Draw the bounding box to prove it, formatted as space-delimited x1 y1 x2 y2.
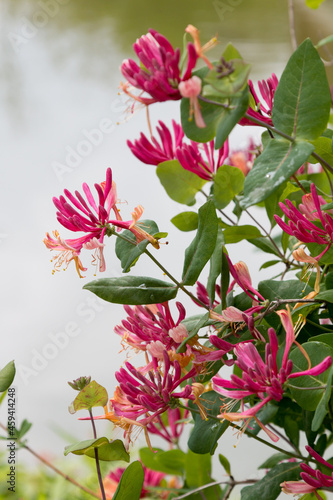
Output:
240 463 301 500
64 438 130 462
113 461 144 500
69 380 108 413
185 450 221 500
259 260 280 270
249 237 282 257
0 361 15 392
171 211 198 231
316 290 333 303
308 137 333 166
258 453 292 470
188 391 238 455
213 165 245 209
156 159 205 205
182 198 218 285
207 229 224 306
219 454 231 475
140 447 186 475
115 220 159 272
241 139 314 208
272 38 331 140
289 341 332 411
83 276 177 305
312 363 333 431
223 224 262 244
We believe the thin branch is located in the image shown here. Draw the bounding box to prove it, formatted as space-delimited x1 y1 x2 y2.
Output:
174 478 257 500
288 0 298 51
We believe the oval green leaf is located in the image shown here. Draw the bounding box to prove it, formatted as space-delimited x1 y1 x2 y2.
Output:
113 461 144 500
241 139 315 208
272 38 331 140
171 211 198 231
83 276 178 305
156 159 205 205
65 438 130 462
182 198 218 285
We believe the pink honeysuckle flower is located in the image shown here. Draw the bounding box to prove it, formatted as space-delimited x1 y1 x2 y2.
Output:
115 301 188 357
44 230 88 278
120 29 198 105
281 480 318 497
178 75 206 128
127 120 184 166
104 463 166 499
274 183 333 261
239 73 278 126
281 445 333 499
111 351 197 428
227 257 265 303
176 138 229 181
44 168 119 276
212 308 332 438
195 281 221 309
147 407 189 445
109 205 160 249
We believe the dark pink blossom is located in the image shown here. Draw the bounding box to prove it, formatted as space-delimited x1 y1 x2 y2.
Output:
281 445 333 499
274 183 333 260
111 351 197 427
115 302 187 358
212 308 332 435
176 138 229 181
120 29 197 105
127 120 184 166
239 73 278 127
227 257 265 303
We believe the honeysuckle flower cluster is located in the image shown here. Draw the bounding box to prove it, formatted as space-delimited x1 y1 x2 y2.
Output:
281 445 333 499
212 308 332 438
120 28 198 105
275 183 333 261
127 119 258 180
44 168 161 277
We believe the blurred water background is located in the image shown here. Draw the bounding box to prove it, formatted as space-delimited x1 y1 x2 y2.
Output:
1 0 333 497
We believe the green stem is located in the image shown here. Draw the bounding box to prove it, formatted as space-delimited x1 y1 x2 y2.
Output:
89 409 106 500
